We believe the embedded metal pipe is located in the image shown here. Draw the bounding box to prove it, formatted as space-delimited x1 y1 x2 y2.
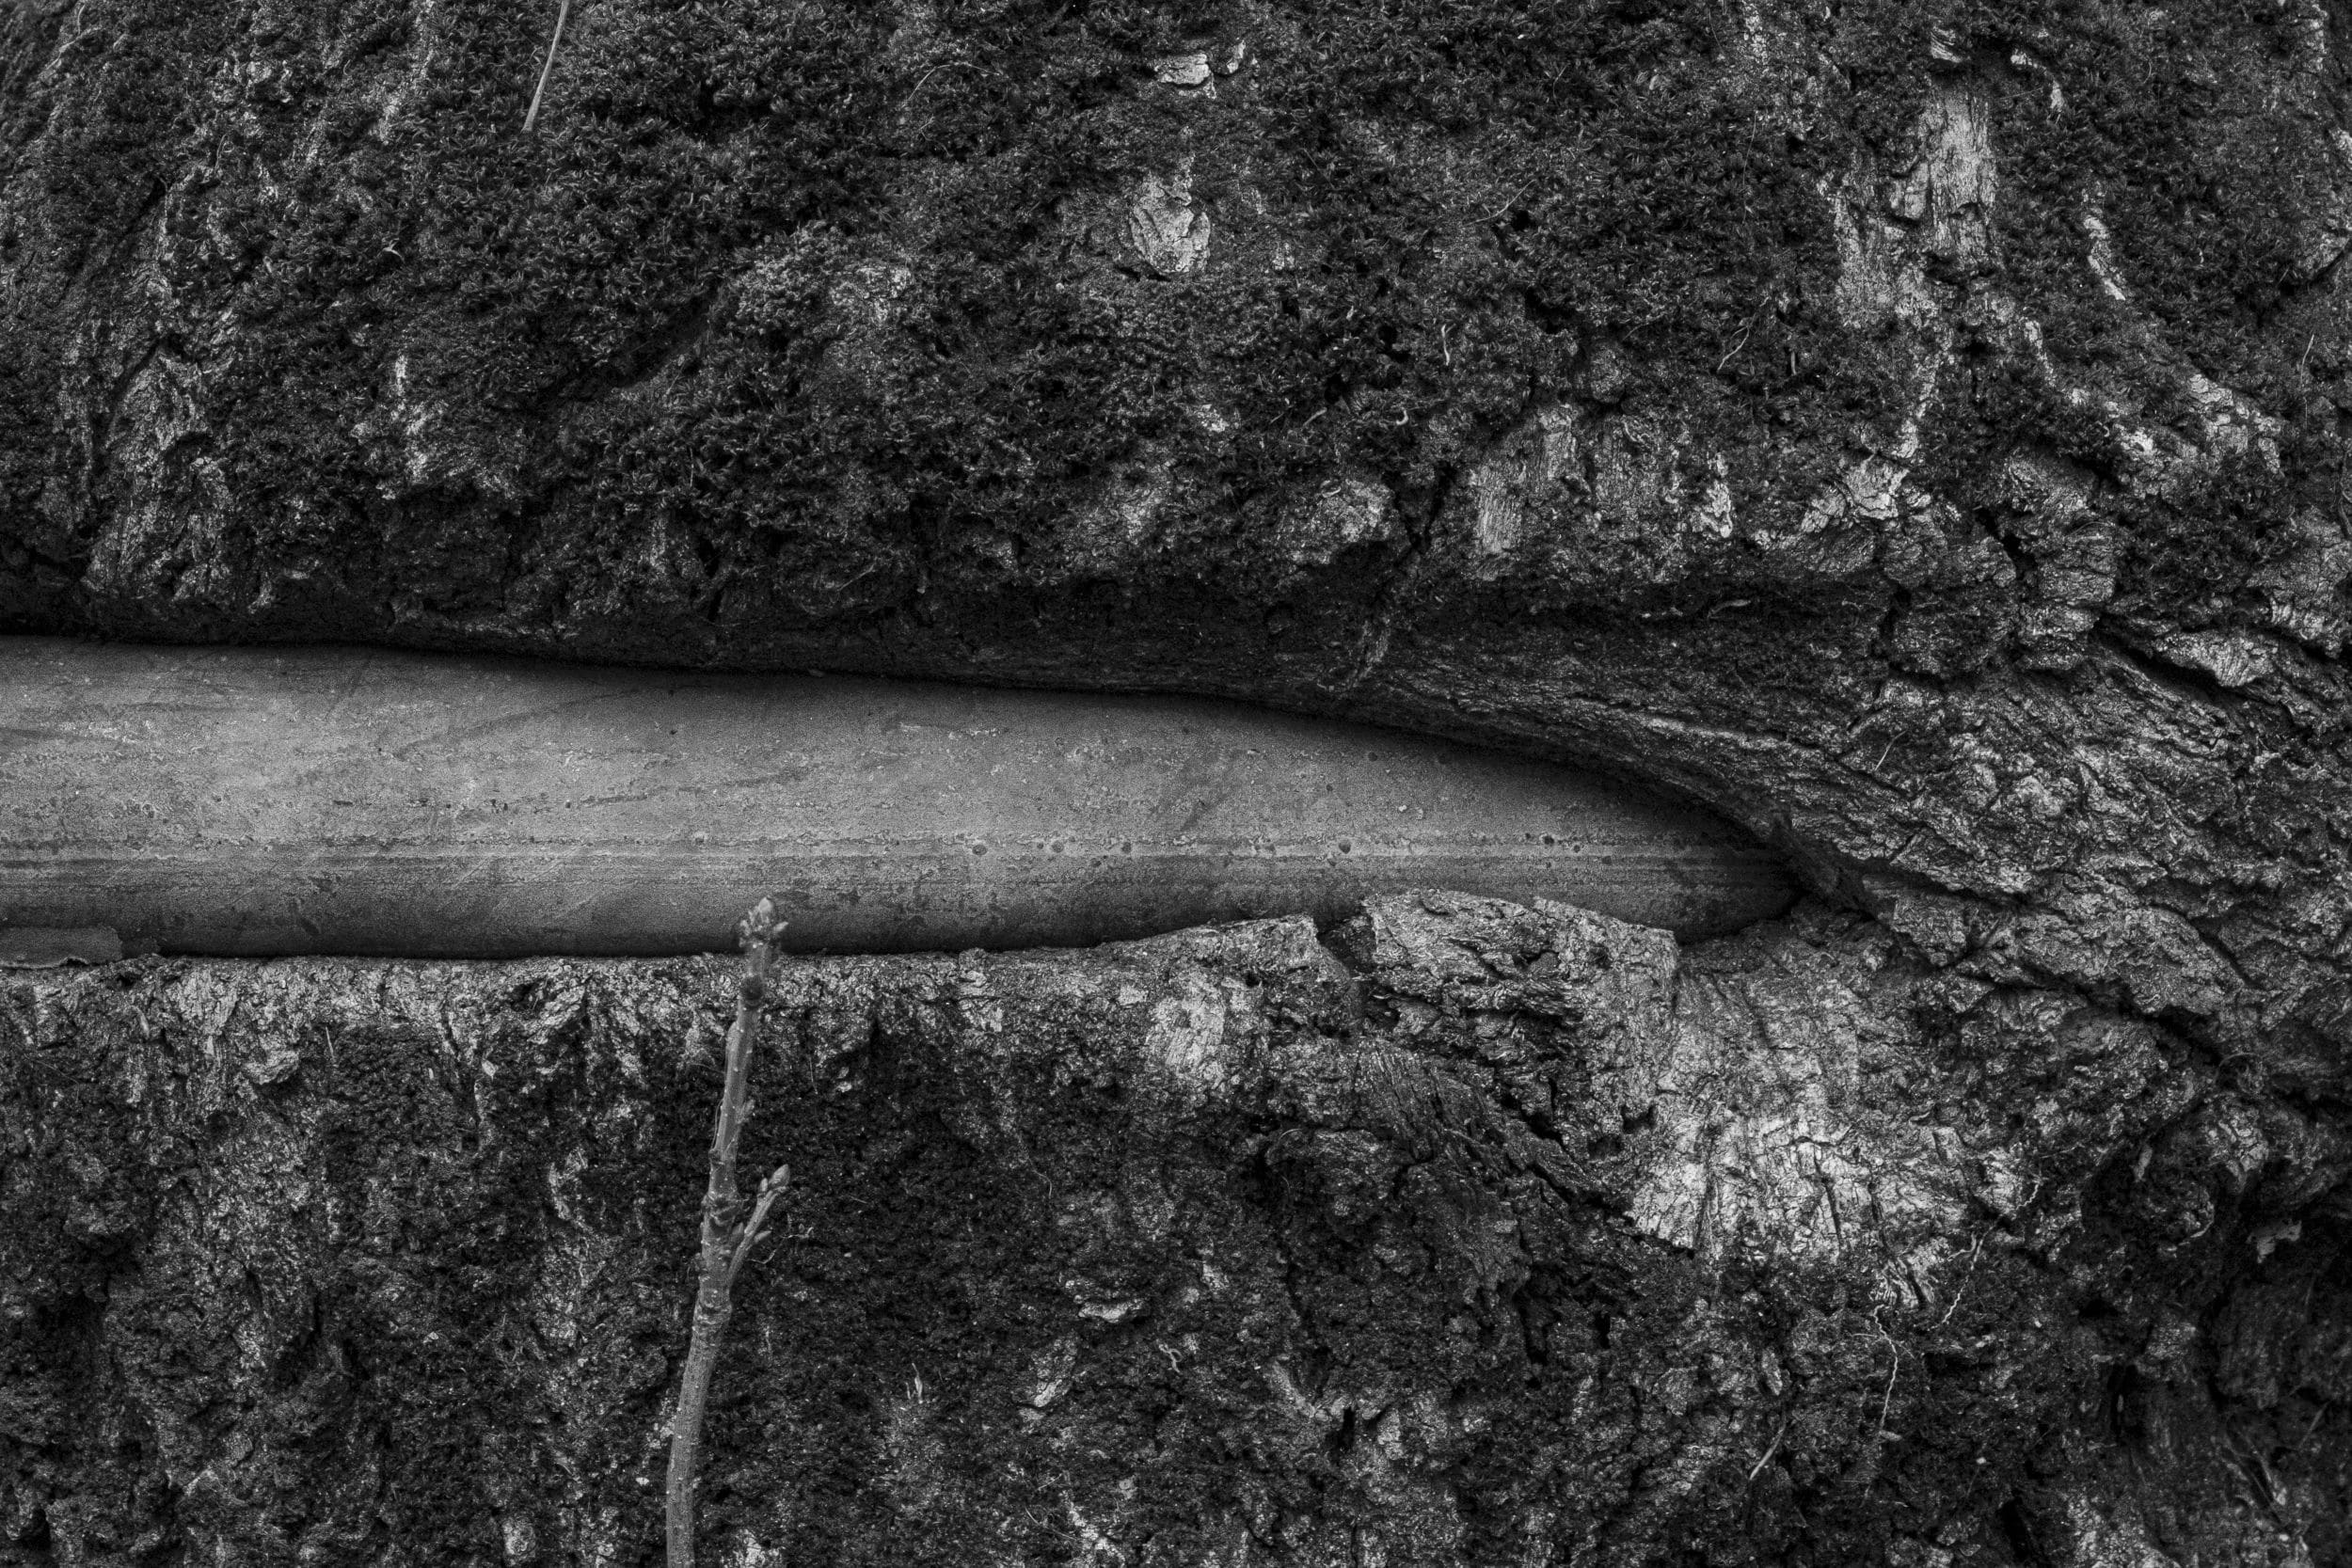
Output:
0 638 1794 958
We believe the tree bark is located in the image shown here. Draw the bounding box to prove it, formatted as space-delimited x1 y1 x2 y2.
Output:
3 1 2349 1562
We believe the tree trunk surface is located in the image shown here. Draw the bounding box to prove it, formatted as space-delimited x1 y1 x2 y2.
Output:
3 1 2349 1563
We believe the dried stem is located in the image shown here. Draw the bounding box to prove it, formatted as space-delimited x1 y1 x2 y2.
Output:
1746 1418 1789 1483
522 0 570 132
666 897 788 1568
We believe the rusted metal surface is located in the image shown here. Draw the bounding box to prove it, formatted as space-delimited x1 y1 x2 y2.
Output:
0 639 1793 956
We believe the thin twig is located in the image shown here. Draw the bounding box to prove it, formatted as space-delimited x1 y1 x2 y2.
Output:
1746 1418 1789 1482
1484 182 1533 223
523 0 571 133
1714 321 1752 374
2290 1399 2331 1453
1871 1307 1900 1433
898 58 973 112
1935 1233 1985 1328
665 897 787 1568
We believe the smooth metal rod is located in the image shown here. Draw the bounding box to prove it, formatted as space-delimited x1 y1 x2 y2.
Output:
0 639 1793 958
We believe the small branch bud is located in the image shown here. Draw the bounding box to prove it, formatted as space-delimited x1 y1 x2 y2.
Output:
739 895 783 950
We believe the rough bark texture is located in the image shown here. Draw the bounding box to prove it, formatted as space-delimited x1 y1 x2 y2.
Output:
4 897 2341 1568
4 0 2351 1562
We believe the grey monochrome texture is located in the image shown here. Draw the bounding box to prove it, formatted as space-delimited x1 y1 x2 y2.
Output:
2 0 2350 1564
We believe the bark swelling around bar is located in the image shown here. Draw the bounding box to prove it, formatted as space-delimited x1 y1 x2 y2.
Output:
4 0 2351 1558
0 638 1791 958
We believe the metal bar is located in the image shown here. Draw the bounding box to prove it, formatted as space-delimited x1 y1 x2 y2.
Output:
0 638 1794 957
